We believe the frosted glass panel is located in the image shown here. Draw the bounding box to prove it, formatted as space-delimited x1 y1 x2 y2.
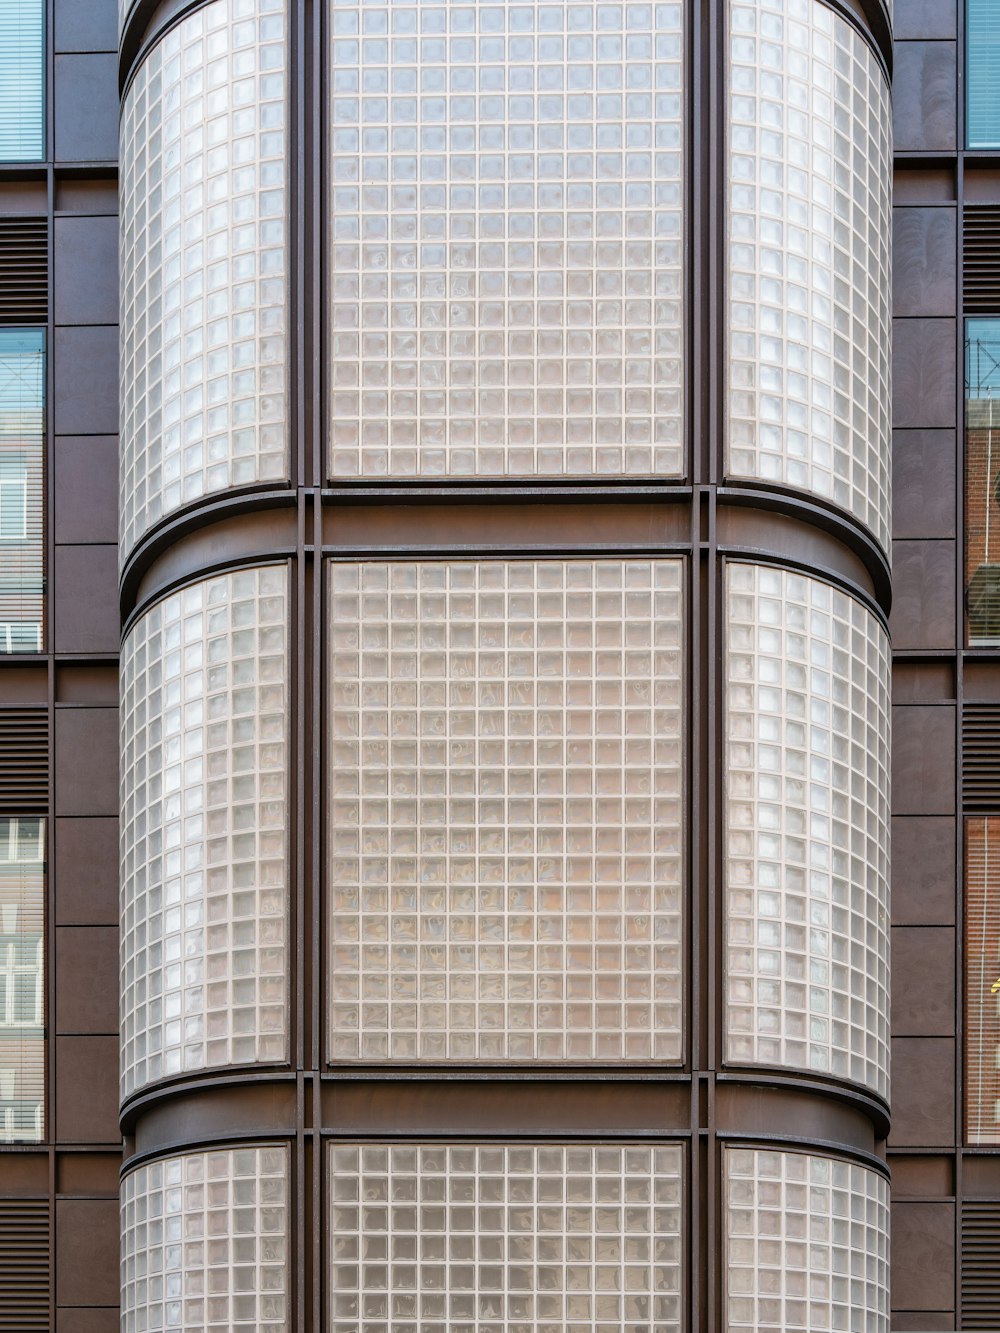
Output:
328 558 684 1062
0 817 44 1142
329 1142 683 1331
120 0 289 562
120 568 289 1101
328 0 684 478
725 1146 889 1332
122 1144 289 1332
725 563 890 1099
727 0 892 552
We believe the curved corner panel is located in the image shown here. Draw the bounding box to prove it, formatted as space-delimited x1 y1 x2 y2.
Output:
328 1141 684 1330
724 562 890 1101
327 558 684 1063
724 1145 889 1331
120 0 289 565
121 1142 290 1331
328 0 685 480
120 566 290 1104
726 0 892 555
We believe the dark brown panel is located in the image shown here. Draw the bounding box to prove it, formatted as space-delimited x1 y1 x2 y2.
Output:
0 182 47 213
54 667 117 707
892 661 955 703
0 1198 49 1330
887 1154 954 1197
54 1199 118 1307
54 178 117 214
54 1037 120 1144
56 1313 119 1333
713 1081 880 1152
893 165 957 204
55 1152 120 1196
54 438 119 545
128 1079 298 1153
53 0 117 52
891 817 956 925
891 927 955 1036
0 218 47 324
963 705 1000 808
55 929 118 1034
962 1202 1000 1328
893 208 956 316
965 167 1000 204
892 42 957 152
892 319 957 429
888 1039 956 1146
965 661 1000 701
52 327 118 436
54 218 118 327
54 818 119 925
892 706 956 814
53 55 118 162
892 0 957 38
0 667 47 704
890 1314 956 1331
892 430 956 540
0 709 47 813
54 709 118 817
891 1201 955 1311
53 547 119 654
963 206 1000 314
890 541 957 649
0 1155 46 1192
964 1158 1000 1195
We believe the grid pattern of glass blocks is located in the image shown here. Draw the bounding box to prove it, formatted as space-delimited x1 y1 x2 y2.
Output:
0 817 44 1143
328 558 685 1062
725 1146 889 1332
120 0 288 564
727 0 892 554
329 1142 684 1332
120 567 289 1102
328 0 685 479
122 1144 289 1332
724 563 890 1099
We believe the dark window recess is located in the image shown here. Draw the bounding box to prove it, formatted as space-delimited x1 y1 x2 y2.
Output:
0 221 45 325
0 711 46 814
964 1202 1000 1327
0 1198 48 1329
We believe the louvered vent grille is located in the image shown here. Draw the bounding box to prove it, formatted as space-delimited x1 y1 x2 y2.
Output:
963 1202 1000 1327
964 705 1000 808
0 711 46 813
0 1199 48 1329
0 221 45 325
965 207 1000 314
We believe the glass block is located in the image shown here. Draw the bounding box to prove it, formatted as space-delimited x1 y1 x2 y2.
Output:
724 562 890 1100
727 0 892 553
724 1146 889 1332
0 817 44 1142
328 558 685 1063
329 1141 684 1332
120 0 289 563
328 0 685 479
122 1144 290 1332
120 567 290 1102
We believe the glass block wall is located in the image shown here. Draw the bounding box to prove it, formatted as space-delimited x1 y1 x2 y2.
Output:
0 817 44 1141
328 1142 684 1331
328 0 685 479
120 567 289 1101
119 0 289 562
328 558 685 1062
724 562 891 1099
121 1144 290 1331
727 0 892 553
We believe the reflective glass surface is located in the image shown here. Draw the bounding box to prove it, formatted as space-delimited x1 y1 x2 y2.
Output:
968 0 1000 149
965 320 1000 644
0 817 44 1142
120 0 289 562
329 0 685 478
0 330 43 653
328 558 684 1062
329 1142 683 1331
120 568 289 1101
728 0 892 552
0 0 43 162
965 816 1000 1143
725 563 890 1099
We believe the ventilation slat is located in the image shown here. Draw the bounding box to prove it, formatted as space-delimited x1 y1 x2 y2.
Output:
965 207 1000 313
963 705 1000 808
0 1199 48 1328
0 220 46 325
0 711 46 813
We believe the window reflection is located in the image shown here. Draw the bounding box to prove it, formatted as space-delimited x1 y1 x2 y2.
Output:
965 321 1000 645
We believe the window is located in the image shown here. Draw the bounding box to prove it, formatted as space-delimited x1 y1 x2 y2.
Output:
0 816 44 1143
0 477 27 542
969 0 1000 149
0 0 43 162
967 816 1000 1143
0 330 43 654
966 321 1000 644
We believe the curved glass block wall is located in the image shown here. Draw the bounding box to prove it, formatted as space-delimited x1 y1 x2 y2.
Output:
121 1143 290 1331
727 0 892 553
328 0 685 479
724 1146 889 1331
724 563 890 1099
328 1142 684 1331
120 567 289 1101
328 558 685 1062
119 0 289 563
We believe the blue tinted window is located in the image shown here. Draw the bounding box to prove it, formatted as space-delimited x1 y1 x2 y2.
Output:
0 0 43 161
969 0 1000 148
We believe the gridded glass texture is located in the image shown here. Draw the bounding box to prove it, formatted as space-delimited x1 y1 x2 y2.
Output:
119 0 288 563
328 0 685 478
725 1147 889 1332
724 563 890 1099
0 818 44 1143
727 0 892 553
328 559 684 1062
121 1144 289 1332
329 1142 683 1331
120 568 289 1101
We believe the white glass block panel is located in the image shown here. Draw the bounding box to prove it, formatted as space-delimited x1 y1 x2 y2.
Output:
120 568 289 1102
122 1144 289 1332
725 563 890 1099
120 0 289 563
328 559 684 1062
328 0 685 479
725 1146 889 1332
727 0 892 553
0 817 44 1143
329 1142 683 1331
